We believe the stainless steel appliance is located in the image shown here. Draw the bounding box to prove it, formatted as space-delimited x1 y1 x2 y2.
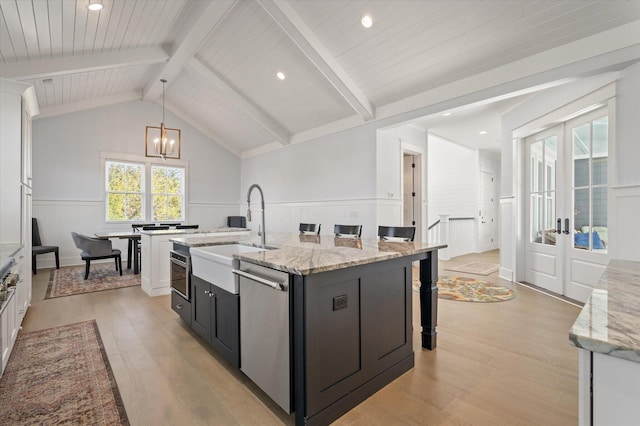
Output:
234 261 291 413
169 250 190 300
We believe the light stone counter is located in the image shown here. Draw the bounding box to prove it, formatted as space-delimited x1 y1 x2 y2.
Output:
171 232 447 275
569 259 640 363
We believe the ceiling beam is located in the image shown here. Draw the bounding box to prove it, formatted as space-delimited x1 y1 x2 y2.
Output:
142 0 238 102
186 58 291 145
0 48 168 81
257 0 375 121
36 91 142 119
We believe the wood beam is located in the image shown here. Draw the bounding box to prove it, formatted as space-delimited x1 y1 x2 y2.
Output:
142 0 238 102
186 58 291 145
0 48 168 81
257 0 375 121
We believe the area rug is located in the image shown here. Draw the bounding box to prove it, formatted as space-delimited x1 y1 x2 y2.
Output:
46 264 140 299
444 261 499 276
413 276 516 302
0 320 129 425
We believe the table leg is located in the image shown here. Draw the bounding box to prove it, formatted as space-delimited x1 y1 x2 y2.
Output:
419 251 438 349
127 239 132 269
133 239 139 275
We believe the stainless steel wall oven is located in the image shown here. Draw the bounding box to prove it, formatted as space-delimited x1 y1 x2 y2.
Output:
170 250 190 300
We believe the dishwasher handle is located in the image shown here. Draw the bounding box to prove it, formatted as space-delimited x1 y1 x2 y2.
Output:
232 269 286 291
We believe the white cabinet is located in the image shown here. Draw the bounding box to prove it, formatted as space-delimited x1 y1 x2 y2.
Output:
578 348 640 425
140 230 250 297
1 289 17 374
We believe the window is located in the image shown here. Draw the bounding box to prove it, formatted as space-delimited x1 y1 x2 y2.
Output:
152 165 185 221
106 161 144 221
104 156 186 223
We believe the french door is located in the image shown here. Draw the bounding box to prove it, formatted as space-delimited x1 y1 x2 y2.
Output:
525 108 610 302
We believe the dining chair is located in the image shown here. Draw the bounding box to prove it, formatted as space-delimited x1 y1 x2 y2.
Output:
71 232 122 279
377 225 416 241
299 223 321 235
32 218 59 274
334 224 362 238
132 223 155 232
142 225 170 230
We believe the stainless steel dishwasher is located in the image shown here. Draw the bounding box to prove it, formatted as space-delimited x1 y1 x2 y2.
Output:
233 261 291 413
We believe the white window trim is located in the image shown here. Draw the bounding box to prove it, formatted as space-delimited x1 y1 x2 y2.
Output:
101 151 189 225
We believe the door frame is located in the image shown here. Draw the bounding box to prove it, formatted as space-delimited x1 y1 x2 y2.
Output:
512 84 615 301
401 142 425 242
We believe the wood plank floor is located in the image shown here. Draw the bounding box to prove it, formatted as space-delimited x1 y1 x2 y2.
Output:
21 251 580 425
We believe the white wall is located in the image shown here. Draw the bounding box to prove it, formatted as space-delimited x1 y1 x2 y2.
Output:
31 100 242 269
499 64 640 282
241 124 379 238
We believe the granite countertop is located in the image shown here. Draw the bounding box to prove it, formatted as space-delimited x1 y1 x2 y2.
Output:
569 259 640 363
171 233 447 276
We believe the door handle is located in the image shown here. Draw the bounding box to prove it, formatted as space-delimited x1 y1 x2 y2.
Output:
556 218 562 234
563 218 570 235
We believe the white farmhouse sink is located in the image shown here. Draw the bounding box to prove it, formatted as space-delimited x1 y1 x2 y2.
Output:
190 244 266 294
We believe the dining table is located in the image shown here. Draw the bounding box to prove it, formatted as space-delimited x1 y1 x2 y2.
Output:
94 231 141 274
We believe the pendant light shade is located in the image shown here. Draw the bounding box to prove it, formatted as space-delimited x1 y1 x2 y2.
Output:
146 79 181 160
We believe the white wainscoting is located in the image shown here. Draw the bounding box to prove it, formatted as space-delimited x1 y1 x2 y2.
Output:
32 200 240 271
611 185 640 261
499 197 515 281
253 199 383 240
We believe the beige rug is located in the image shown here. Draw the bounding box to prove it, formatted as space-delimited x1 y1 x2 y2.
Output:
0 320 129 424
46 263 140 299
413 276 516 302
445 261 499 276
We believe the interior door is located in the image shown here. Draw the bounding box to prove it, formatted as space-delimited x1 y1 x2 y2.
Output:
525 127 564 294
479 171 496 251
563 109 610 301
525 108 610 301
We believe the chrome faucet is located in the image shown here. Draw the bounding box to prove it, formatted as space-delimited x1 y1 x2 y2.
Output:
246 184 266 247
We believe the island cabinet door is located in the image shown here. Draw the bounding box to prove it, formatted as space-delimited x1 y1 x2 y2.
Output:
299 256 414 421
209 283 240 368
191 275 212 343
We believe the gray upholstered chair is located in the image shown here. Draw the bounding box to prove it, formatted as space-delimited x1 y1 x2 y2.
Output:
71 232 122 280
32 217 59 274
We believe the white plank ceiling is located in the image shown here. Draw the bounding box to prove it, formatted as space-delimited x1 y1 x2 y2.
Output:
1 0 639 156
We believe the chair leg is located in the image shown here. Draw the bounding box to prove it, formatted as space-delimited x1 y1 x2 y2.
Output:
32 255 37 274
115 256 119 271
85 260 90 280
54 249 60 269
118 255 122 276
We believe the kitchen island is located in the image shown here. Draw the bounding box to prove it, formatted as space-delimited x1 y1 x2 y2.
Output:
569 259 640 426
171 233 445 425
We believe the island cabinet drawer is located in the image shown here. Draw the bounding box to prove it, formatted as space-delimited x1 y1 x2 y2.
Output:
298 256 414 422
171 291 191 325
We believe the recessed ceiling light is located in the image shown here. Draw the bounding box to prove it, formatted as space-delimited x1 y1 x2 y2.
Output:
479 130 488 135
442 112 452 117
87 1 103 11
276 71 286 81
361 15 373 28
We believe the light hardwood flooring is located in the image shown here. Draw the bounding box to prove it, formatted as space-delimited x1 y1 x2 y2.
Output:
22 250 580 425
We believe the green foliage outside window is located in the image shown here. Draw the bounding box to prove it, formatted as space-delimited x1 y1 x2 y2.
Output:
152 166 184 221
106 162 144 221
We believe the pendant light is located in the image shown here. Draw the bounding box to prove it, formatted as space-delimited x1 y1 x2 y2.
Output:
145 79 181 160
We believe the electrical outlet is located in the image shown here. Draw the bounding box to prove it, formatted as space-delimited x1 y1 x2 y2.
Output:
333 294 348 311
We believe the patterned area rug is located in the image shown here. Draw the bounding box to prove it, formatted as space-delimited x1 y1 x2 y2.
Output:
414 276 516 302
46 263 140 299
444 262 499 276
0 320 129 425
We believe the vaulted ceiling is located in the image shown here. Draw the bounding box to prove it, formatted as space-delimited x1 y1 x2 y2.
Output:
1 0 639 156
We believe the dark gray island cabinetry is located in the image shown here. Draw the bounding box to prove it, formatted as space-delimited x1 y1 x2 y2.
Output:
170 233 445 426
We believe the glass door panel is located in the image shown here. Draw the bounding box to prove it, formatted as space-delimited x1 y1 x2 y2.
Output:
572 116 608 252
530 137 557 245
